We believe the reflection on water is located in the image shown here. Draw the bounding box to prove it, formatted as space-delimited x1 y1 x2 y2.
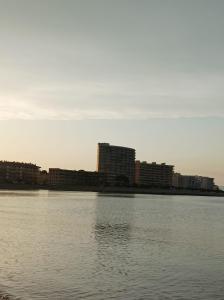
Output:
95 223 131 243
94 195 133 244
0 191 224 299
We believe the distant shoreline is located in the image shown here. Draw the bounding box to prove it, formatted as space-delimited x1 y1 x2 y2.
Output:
49 186 224 197
0 184 224 197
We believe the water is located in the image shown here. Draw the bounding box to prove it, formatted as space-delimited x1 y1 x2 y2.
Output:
0 190 224 300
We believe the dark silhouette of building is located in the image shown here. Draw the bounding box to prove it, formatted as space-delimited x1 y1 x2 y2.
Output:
0 161 40 184
97 143 136 186
48 168 105 187
135 161 174 188
37 170 48 186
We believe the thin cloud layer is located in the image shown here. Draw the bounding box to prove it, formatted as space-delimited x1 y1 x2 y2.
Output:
0 73 224 120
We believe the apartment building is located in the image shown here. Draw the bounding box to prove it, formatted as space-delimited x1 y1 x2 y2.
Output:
172 173 215 190
135 161 174 188
97 143 136 185
48 168 105 187
0 161 40 184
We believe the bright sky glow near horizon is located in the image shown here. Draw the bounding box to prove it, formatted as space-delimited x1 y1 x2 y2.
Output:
0 0 224 185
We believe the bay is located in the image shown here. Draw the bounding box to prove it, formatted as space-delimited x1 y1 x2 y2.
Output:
0 190 224 300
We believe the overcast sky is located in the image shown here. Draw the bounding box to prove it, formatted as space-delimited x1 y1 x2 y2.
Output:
0 0 223 184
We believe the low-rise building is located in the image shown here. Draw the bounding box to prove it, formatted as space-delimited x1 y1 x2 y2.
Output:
172 172 182 188
199 176 214 190
180 175 201 190
37 170 48 186
135 161 174 188
48 168 105 187
172 173 215 190
0 161 40 184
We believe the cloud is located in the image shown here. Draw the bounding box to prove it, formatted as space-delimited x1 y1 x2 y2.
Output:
0 72 224 120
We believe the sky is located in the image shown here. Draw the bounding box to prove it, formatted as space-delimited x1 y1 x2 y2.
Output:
0 0 223 184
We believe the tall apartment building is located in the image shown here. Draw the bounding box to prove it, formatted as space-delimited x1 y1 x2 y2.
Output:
97 143 136 185
0 161 40 184
135 161 174 188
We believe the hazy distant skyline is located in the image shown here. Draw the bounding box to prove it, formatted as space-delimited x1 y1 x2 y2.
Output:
0 0 223 184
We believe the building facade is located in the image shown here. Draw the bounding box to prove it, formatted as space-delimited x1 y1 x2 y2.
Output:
0 161 40 184
135 161 174 188
48 168 105 187
172 172 182 188
37 170 49 186
97 143 136 185
199 176 214 190
172 173 215 190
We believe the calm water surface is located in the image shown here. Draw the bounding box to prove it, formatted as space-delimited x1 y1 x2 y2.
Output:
0 190 224 300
